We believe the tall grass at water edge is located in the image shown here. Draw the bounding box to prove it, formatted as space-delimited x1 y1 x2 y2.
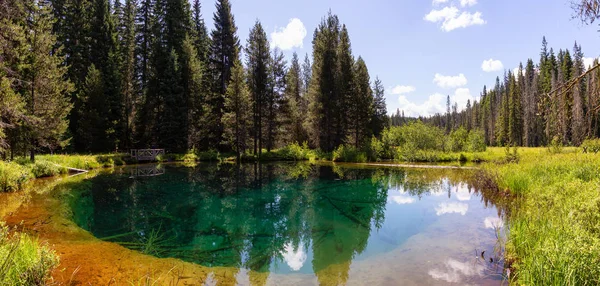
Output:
487 152 600 285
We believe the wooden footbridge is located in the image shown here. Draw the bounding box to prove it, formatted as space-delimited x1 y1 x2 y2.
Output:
129 165 165 177
130 149 165 161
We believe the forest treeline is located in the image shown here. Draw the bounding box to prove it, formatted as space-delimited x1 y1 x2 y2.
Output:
0 0 388 160
420 37 600 147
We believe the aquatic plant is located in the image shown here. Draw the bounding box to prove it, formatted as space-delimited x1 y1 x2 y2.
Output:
0 222 59 285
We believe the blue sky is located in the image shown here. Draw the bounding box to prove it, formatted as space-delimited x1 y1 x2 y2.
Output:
202 0 600 117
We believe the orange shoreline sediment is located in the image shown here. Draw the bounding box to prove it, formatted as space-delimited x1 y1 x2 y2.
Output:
2 190 248 285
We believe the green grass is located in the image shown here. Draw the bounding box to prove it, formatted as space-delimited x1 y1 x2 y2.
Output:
0 222 59 285
485 151 600 285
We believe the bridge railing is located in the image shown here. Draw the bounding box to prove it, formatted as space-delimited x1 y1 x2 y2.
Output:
130 149 165 161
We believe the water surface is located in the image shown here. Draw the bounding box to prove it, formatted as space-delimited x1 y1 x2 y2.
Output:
69 163 506 285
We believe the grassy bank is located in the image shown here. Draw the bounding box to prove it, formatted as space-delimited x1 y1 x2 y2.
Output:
0 222 59 285
484 149 600 284
0 155 126 285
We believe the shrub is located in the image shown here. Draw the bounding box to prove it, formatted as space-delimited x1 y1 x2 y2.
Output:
332 145 367 163
447 127 468 152
548 135 564 154
0 222 59 285
275 142 314 161
504 145 520 163
197 150 220 161
367 137 384 161
399 121 445 151
467 129 486 152
0 162 32 192
581 138 600 153
30 161 66 178
182 151 198 163
96 155 115 167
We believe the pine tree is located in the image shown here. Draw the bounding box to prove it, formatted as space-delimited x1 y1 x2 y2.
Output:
78 65 104 151
21 0 74 160
181 35 205 150
351 57 374 148
118 0 137 149
284 52 307 144
306 12 341 151
204 0 240 150
246 20 270 156
49 0 92 151
87 0 123 151
158 48 186 151
446 95 451 133
191 0 209 62
571 42 586 145
222 61 251 159
508 69 523 145
371 77 387 137
266 49 286 151
336 25 354 145
302 53 312 96
135 0 153 94
0 6 26 154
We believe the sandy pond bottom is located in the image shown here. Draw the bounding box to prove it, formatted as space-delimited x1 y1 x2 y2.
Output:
4 163 506 285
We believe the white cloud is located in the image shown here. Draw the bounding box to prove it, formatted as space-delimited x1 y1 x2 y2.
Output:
393 87 474 117
584 57 599 69
270 18 307 51
435 202 468 216
433 73 468 89
397 93 446 117
424 7 485 32
453 88 474 109
443 11 485 31
460 0 478 7
428 259 485 283
481 59 503 72
389 195 416 205
391 85 416 95
513 67 521 77
484 217 504 229
454 184 472 201
432 0 450 5
280 242 307 271
424 6 458 23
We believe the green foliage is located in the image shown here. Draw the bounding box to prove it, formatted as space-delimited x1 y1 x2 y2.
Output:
182 152 198 163
222 61 251 157
273 142 315 161
332 145 367 163
367 137 384 162
467 129 487 152
96 155 126 167
30 161 67 178
37 155 101 170
581 138 600 153
548 135 564 154
447 127 468 152
488 153 600 284
503 145 520 163
197 150 220 161
393 121 445 161
0 162 32 192
0 222 59 285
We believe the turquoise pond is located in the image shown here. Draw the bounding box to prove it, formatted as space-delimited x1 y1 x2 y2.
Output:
68 163 507 285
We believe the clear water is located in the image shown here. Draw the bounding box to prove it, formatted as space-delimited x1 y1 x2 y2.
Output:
70 163 506 285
